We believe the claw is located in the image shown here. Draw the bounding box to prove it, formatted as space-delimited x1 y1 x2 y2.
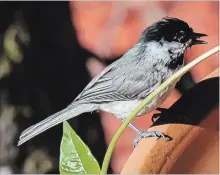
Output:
133 131 168 148
133 137 142 148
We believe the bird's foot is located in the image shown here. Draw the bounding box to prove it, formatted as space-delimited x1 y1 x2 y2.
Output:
133 130 168 148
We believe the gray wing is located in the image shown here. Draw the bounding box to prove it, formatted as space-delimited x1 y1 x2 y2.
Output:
107 62 163 99
73 43 164 104
73 59 129 103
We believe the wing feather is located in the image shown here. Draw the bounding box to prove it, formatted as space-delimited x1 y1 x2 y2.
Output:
72 42 167 104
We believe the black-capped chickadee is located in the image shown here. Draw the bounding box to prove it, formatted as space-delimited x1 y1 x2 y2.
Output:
18 17 207 146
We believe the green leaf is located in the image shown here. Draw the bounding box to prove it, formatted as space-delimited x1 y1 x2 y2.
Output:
59 121 100 174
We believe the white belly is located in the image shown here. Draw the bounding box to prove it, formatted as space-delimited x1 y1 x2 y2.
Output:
99 82 176 119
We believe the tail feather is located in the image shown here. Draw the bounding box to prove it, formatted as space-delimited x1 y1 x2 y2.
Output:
18 103 98 146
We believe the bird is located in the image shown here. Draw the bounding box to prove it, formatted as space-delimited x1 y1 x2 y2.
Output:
17 17 207 147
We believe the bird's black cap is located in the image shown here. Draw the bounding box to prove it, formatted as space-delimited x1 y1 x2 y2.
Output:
142 17 207 47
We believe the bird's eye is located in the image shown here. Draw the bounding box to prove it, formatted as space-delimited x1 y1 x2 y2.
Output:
173 32 182 40
163 31 186 43
177 31 185 37
174 31 188 43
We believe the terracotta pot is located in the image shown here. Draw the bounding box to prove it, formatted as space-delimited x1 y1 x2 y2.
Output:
121 68 219 174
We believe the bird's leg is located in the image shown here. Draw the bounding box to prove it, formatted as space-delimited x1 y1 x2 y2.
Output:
119 118 168 148
119 118 142 134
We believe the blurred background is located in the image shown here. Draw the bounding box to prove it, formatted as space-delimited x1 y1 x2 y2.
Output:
0 1 218 174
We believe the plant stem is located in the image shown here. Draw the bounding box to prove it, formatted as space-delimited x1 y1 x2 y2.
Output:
100 45 219 174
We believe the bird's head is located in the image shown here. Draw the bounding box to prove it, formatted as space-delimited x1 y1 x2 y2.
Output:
142 17 207 48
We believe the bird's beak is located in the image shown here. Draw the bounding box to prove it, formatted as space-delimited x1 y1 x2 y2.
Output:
193 32 208 45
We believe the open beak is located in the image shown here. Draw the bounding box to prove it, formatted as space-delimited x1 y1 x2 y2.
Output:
193 32 208 45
